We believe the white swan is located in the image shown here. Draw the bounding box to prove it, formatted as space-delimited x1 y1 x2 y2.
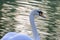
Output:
1 9 45 40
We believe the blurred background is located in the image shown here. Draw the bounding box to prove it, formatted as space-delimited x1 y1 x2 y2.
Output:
0 0 60 40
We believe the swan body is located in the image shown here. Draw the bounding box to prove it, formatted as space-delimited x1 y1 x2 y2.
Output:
1 9 45 40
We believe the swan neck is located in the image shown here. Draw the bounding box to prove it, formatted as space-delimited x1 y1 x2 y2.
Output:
29 14 40 40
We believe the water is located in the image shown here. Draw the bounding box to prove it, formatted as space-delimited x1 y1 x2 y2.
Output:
0 0 60 40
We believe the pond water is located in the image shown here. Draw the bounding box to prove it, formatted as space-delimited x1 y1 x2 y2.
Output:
0 0 60 40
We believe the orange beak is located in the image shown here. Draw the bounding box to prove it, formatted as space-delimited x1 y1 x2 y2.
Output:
39 13 46 18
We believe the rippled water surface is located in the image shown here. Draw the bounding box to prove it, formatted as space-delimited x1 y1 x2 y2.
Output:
0 0 60 40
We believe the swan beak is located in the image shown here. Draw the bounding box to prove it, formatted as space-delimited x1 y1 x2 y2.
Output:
39 13 46 18
41 15 46 18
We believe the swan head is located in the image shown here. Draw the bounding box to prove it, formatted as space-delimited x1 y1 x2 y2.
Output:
31 9 46 18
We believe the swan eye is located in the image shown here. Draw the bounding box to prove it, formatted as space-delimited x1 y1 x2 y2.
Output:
39 12 43 16
37 11 43 16
38 11 46 18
